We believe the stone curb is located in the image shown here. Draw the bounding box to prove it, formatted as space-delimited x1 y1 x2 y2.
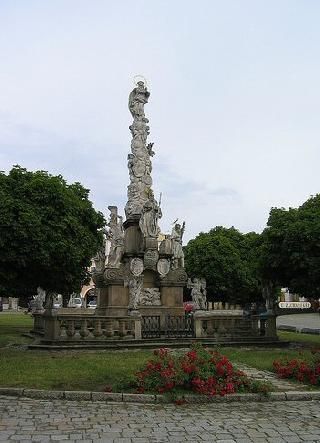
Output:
0 387 319 403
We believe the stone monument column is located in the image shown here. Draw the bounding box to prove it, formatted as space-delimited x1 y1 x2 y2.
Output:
124 80 160 257
94 78 187 319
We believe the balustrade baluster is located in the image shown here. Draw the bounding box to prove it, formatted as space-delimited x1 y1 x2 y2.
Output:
93 319 103 337
80 319 90 338
66 320 75 338
105 319 114 337
118 319 126 337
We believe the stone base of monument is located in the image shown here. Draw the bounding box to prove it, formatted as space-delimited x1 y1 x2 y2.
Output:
35 82 282 350
31 309 280 350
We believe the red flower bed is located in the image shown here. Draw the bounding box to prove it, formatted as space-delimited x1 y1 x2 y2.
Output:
273 350 320 386
135 344 270 397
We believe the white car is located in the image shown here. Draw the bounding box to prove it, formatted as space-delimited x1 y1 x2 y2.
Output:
87 300 97 309
69 297 83 308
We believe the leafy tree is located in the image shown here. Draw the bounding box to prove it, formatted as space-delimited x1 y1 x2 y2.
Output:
0 166 105 302
184 226 261 304
259 194 320 298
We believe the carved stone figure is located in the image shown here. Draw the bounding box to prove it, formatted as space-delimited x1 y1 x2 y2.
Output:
125 275 143 311
188 278 207 310
140 288 161 306
128 81 150 118
200 278 207 301
125 81 156 219
106 206 124 268
146 142 155 157
171 221 185 269
44 291 55 309
34 286 46 310
139 192 162 238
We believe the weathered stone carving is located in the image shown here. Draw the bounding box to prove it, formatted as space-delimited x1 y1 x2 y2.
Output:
44 291 55 309
106 206 124 268
34 286 46 310
188 278 207 310
125 80 156 220
104 266 124 282
144 248 159 270
159 236 173 255
128 81 150 117
125 274 143 311
160 268 188 285
139 191 162 238
157 258 171 278
140 288 161 306
171 221 185 269
130 257 144 276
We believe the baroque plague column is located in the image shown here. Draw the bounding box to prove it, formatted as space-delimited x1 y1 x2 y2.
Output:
94 80 187 321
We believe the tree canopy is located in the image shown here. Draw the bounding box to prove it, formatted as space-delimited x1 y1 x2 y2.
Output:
0 166 105 298
259 194 320 298
184 226 261 304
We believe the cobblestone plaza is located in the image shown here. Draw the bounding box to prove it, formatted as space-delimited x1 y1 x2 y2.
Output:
1 396 320 443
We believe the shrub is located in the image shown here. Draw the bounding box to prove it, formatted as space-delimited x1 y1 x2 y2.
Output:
273 349 320 386
135 343 270 397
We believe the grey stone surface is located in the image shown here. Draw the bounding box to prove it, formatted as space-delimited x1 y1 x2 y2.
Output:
276 313 320 333
1 396 320 442
285 391 313 401
0 387 24 396
91 392 123 402
23 389 64 400
122 393 155 403
64 391 92 401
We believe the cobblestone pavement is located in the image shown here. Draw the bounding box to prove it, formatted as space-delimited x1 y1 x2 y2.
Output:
1 396 320 442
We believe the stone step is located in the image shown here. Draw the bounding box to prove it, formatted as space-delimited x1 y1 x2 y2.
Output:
29 337 287 350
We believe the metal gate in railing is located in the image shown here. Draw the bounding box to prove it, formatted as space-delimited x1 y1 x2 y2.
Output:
165 315 195 338
141 315 161 339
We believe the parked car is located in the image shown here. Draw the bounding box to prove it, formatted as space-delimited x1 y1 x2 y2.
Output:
87 300 97 309
53 301 62 309
69 297 83 308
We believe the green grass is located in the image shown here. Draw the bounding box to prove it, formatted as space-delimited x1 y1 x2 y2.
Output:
0 312 33 347
0 313 319 392
278 330 320 346
0 348 150 391
220 347 316 372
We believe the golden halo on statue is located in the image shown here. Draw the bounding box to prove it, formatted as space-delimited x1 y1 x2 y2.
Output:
133 75 148 87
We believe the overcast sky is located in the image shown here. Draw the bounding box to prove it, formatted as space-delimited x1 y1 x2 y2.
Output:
1 1 320 242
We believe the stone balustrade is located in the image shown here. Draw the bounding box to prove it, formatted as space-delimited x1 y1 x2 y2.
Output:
32 309 277 347
193 311 277 340
42 311 142 342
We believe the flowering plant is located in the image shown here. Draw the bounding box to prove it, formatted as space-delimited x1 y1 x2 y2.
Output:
273 349 320 386
135 343 270 397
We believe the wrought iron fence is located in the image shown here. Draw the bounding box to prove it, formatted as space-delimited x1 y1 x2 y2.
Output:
165 315 195 338
141 316 161 338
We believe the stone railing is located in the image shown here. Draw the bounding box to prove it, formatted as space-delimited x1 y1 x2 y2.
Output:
193 311 278 340
42 312 142 342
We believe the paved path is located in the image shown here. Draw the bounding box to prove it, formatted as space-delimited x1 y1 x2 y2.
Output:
237 364 310 391
277 314 320 332
1 396 320 442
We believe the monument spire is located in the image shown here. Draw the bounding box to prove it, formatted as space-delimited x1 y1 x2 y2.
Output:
125 78 157 226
